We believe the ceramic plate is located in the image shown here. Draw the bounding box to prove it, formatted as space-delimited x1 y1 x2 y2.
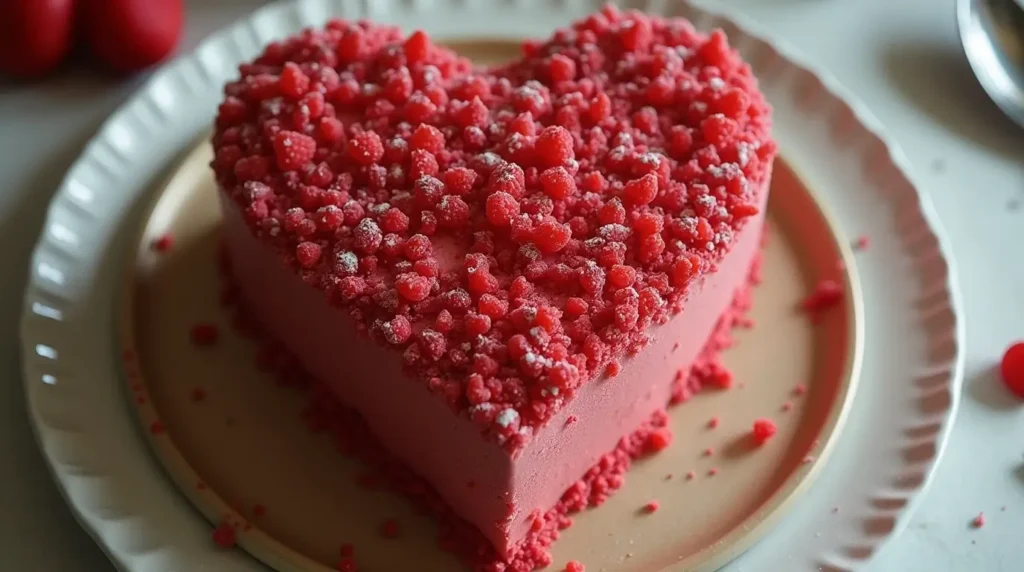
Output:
21 1 963 571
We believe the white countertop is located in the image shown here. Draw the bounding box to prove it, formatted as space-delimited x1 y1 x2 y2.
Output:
1 0 1021 570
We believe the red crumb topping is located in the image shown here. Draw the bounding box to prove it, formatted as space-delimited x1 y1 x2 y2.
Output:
1000 341 1024 398
751 418 777 445
211 7 774 450
149 421 164 435
853 235 869 250
190 323 220 346
644 427 673 453
565 561 586 572
212 521 237 548
380 519 401 538
152 233 175 252
971 513 985 528
642 500 660 514
707 416 719 428
800 279 843 323
191 387 208 402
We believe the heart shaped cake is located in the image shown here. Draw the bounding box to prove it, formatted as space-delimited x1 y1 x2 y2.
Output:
212 5 774 568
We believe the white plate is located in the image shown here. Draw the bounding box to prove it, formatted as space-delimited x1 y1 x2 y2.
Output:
20 0 963 570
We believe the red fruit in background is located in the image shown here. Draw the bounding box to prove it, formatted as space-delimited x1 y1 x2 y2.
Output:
0 0 77 79
80 0 183 73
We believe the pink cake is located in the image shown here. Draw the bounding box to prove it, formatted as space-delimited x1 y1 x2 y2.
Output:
211 6 774 564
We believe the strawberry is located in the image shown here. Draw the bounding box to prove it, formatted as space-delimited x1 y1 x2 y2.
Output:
79 0 182 73
0 0 77 79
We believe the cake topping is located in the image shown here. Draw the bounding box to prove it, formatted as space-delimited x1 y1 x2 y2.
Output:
212 5 774 450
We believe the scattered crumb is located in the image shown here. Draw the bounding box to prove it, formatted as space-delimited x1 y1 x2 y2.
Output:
212 520 236 548
853 235 870 251
707 416 720 429
565 561 586 572
971 513 985 528
380 519 401 538
641 500 660 514
565 415 578 426
803 455 815 464
1001 506 1007 512
793 383 808 397
832 506 840 514
148 421 164 435
703 447 715 457
708 467 719 477
151 233 174 253
799 279 843 322
663 473 672 481
751 418 778 445
781 401 793 412
190 387 207 402
685 470 696 481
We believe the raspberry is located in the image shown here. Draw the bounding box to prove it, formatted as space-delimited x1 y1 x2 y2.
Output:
465 313 492 336
540 166 576 200
671 255 701 287
548 54 576 82
279 62 310 100
453 96 489 128
410 149 439 180
533 219 571 254
607 265 636 288
487 163 525 199
404 30 430 64
403 234 431 260
396 273 432 301
379 208 410 233
534 126 574 168
273 131 317 171
347 131 384 166
751 418 777 445
478 294 508 319
296 242 322 268
410 124 445 153
485 192 520 227
623 173 658 205
701 113 738 147
437 195 470 228
383 315 412 344
443 167 477 195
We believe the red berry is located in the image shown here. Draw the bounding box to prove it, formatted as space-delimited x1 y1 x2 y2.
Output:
540 167 576 200
279 62 310 99
565 561 586 572
645 428 672 453
404 30 430 63
751 418 777 445
485 192 520 227
296 242 322 268
383 315 412 344
347 131 384 166
396 273 431 302
623 173 658 205
273 131 317 171
0 0 76 78
548 54 577 83
80 0 183 73
1000 342 1024 398
534 126 574 168
533 219 571 254
410 124 445 154
608 265 636 288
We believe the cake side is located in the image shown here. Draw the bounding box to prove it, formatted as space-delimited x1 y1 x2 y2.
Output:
210 7 776 454
219 165 768 557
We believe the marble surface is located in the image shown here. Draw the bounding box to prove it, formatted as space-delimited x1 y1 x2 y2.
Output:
1 0 1021 570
